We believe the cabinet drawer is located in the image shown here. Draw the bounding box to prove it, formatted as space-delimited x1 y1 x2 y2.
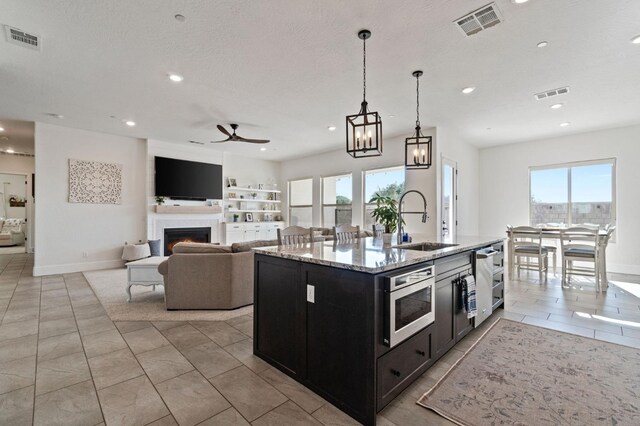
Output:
377 325 432 409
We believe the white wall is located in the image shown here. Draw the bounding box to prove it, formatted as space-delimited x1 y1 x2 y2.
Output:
479 124 640 274
34 123 147 276
280 136 407 230
0 154 35 252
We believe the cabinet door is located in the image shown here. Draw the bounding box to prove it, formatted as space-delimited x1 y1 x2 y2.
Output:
243 230 258 242
254 256 306 378
433 277 454 359
305 265 374 422
226 225 245 244
453 277 473 341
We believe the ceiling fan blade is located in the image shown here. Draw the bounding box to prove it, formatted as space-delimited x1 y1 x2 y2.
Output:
235 136 270 144
210 137 233 143
217 125 232 137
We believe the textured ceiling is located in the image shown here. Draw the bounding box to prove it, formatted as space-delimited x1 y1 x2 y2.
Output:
1 0 639 161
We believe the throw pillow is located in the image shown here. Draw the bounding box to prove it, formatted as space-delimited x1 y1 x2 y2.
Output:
148 239 161 256
122 243 151 261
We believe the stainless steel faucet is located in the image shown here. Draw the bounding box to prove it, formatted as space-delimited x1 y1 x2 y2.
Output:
397 190 429 244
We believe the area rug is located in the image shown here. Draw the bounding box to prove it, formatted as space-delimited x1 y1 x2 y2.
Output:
83 268 253 322
418 319 640 426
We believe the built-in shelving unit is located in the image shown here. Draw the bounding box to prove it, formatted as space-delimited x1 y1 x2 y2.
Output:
224 186 282 221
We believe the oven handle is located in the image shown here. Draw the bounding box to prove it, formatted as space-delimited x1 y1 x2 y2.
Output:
390 276 435 300
387 265 434 291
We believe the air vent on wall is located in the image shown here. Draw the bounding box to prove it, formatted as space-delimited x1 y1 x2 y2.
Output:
4 25 40 50
455 3 503 36
0 151 34 158
534 86 570 100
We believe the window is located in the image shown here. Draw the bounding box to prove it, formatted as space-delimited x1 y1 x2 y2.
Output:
322 174 352 227
289 178 313 227
363 166 405 229
530 159 615 228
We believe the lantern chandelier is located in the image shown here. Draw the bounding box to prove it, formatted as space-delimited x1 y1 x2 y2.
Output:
404 70 432 169
345 29 382 158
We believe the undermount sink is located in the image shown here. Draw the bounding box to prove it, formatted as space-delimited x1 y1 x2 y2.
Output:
396 242 459 251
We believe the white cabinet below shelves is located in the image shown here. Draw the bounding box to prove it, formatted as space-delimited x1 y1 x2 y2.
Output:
224 222 285 244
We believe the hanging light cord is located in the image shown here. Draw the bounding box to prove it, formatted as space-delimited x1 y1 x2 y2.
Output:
362 36 367 103
415 74 421 128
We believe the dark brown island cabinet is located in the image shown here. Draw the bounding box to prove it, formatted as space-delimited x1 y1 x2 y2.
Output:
253 238 504 425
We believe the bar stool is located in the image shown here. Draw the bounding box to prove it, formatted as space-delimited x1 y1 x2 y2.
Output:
277 226 313 245
333 225 360 241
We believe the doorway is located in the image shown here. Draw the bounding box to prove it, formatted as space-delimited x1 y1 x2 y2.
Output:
0 173 28 254
441 157 457 240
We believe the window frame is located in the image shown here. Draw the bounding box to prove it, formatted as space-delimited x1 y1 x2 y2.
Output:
362 164 406 228
321 172 353 228
288 177 314 227
528 158 616 228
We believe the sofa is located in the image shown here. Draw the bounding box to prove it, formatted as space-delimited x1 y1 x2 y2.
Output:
0 218 26 247
157 240 278 310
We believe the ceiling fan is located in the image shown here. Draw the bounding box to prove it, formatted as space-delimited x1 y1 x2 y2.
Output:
209 123 270 144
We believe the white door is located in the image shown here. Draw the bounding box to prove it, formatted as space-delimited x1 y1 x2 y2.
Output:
441 158 457 240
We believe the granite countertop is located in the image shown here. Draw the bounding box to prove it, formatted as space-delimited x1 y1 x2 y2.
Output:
252 234 504 274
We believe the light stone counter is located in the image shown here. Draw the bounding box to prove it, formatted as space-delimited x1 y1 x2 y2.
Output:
252 234 504 274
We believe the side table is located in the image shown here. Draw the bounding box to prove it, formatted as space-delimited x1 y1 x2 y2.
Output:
125 256 168 302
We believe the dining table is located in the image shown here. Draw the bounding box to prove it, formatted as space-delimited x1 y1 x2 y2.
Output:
506 225 612 288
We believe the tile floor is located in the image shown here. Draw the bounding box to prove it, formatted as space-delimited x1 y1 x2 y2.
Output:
1 253 639 425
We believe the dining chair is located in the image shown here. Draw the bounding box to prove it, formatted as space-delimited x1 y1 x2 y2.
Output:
333 225 360 242
599 224 616 289
560 226 600 291
372 224 384 237
510 226 549 282
540 223 560 274
277 226 313 245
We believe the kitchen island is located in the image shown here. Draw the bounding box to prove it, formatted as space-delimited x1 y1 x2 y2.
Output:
253 235 504 425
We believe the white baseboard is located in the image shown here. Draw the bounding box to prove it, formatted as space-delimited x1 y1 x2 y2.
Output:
33 259 125 277
607 263 640 276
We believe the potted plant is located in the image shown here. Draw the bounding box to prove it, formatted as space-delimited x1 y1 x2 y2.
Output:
155 196 166 205
369 193 401 245
250 192 257 199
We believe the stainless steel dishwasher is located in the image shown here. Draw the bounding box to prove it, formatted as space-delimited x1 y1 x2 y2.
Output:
474 248 498 327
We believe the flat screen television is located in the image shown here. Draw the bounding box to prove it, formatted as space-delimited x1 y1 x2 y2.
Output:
154 156 223 200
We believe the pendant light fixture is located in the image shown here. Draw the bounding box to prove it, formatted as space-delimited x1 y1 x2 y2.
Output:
405 70 432 169
346 29 382 158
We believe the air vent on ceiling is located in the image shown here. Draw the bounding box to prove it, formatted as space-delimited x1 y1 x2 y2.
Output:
534 86 570 100
455 3 503 37
4 25 40 50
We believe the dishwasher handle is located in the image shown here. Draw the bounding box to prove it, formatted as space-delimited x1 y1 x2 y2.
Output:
476 249 498 259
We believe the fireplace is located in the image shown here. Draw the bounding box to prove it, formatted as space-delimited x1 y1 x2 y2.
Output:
164 227 210 255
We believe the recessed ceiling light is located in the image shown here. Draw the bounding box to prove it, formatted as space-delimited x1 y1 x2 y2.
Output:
125 120 136 127
550 103 563 109
560 122 571 127
174 14 186 22
6 149 15 154
461 87 475 94
513 0 529 3
631 35 640 44
388 115 395 118
537 41 548 48
260 147 267 151
168 73 184 82
0 127 4 132
327 126 336 131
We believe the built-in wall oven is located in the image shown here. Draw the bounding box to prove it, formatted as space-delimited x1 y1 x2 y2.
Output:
384 265 435 347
